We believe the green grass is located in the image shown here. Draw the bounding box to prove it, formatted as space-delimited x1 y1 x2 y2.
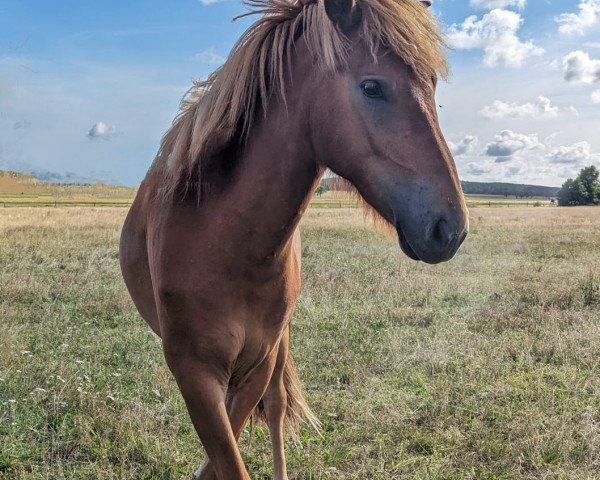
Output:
1 206 599 479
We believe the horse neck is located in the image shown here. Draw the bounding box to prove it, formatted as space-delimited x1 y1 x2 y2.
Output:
220 101 324 259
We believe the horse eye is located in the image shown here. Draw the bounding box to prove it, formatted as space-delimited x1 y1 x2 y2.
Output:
361 80 384 99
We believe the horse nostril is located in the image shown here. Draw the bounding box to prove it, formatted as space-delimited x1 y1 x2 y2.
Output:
431 218 451 247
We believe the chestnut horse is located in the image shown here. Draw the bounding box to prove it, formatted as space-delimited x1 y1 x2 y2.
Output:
120 0 468 478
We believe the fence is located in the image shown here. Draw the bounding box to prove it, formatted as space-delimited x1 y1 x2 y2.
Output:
1 200 132 208
0 198 555 209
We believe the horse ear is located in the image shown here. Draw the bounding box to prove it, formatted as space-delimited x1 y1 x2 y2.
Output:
420 0 432 7
324 0 362 33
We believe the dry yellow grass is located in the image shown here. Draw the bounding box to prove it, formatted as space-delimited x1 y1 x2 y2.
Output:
1 206 599 479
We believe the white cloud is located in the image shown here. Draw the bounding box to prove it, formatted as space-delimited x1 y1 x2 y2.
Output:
505 163 525 177
592 89 600 103
556 0 600 36
87 122 120 140
459 130 600 184
485 129 543 161
546 141 597 165
479 96 559 119
563 50 600 84
465 162 492 176
448 135 479 157
470 0 526 9
195 47 226 65
447 9 544 68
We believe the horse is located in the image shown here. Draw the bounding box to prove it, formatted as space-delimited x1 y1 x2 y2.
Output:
119 0 469 478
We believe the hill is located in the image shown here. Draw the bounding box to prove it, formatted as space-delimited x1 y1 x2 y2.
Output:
461 181 559 198
322 177 559 199
0 170 136 204
0 171 48 196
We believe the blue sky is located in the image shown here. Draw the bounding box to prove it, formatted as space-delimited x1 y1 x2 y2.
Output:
0 0 599 186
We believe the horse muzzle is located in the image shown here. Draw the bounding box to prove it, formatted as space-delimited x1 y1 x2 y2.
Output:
395 215 468 264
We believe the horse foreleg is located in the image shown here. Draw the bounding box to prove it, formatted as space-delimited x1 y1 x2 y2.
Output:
263 329 290 480
163 341 249 480
193 347 280 480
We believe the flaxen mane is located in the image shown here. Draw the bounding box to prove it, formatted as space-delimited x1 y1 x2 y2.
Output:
152 0 448 200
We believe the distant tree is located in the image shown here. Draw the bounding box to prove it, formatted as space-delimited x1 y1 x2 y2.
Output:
314 185 327 197
579 166 600 204
558 166 600 206
557 178 584 206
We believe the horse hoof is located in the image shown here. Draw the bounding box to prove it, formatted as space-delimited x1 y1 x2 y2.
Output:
190 466 203 480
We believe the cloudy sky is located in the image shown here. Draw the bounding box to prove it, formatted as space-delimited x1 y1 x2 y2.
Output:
0 0 599 186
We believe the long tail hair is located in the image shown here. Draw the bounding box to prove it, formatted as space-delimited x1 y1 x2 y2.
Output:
253 352 321 435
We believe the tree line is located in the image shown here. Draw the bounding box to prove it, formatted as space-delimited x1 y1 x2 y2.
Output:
461 181 559 199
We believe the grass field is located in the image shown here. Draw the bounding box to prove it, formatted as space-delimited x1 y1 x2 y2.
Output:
1 206 599 479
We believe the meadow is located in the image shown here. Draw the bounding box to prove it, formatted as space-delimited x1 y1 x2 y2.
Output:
1 205 599 479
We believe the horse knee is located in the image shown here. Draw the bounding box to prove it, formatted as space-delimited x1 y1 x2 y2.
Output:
159 315 243 389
